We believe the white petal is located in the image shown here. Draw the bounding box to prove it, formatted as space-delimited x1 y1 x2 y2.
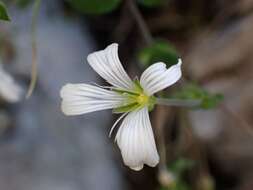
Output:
60 83 125 115
140 59 182 95
0 65 22 103
87 43 134 90
115 107 159 171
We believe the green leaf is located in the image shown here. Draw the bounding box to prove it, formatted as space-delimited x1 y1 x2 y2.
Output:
0 1 10 21
68 0 121 15
172 83 223 109
138 0 166 7
169 158 195 178
138 40 179 68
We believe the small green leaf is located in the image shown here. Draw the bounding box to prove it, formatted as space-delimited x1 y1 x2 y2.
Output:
0 1 10 21
138 40 179 68
68 0 121 15
138 0 166 7
169 158 195 178
172 83 223 109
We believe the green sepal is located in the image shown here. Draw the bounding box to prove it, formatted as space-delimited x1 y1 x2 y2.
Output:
113 102 140 114
148 96 156 111
133 79 143 93
112 88 139 96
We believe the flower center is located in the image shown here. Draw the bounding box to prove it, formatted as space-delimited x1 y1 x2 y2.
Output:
136 93 149 105
112 80 156 113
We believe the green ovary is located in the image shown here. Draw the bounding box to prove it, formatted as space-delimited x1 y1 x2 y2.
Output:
136 93 149 106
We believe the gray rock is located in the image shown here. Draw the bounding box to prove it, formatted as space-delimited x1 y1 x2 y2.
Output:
0 1 125 190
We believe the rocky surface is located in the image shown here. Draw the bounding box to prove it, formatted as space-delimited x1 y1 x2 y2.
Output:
0 1 125 190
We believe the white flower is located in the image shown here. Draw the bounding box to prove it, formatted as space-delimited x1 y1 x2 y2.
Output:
60 43 182 171
0 64 22 103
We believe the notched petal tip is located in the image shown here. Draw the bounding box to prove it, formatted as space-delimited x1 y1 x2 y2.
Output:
128 155 159 171
147 156 160 167
106 42 118 49
86 43 119 64
130 164 144 171
140 58 183 95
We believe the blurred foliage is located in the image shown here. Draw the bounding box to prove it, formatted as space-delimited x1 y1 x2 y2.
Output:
167 180 191 190
14 0 32 8
198 175 215 190
160 158 195 190
2 0 32 8
67 0 166 15
172 83 223 109
169 158 195 178
0 1 10 21
68 0 121 14
138 40 179 68
138 0 166 7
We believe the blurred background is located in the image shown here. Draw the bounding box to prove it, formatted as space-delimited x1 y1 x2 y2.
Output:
0 0 253 190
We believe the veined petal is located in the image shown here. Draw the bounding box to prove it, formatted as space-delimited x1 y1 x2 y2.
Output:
87 43 134 90
60 83 125 115
0 65 22 103
140 59 182 95
115 107 159 171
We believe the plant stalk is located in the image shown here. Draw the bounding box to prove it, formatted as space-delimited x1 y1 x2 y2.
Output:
156 98 202 107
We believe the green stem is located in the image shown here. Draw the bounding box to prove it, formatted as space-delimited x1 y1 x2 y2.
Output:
127 0 153 45
156 98 201 107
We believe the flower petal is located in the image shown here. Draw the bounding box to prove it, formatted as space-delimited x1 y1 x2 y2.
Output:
140 59 182 95
0 65 22 103
60 83 125 115
87 43 134 90
115 107 159 171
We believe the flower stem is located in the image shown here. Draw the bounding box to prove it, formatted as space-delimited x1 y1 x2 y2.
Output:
127 0 153 45
156 98 202 107
26 0 41 98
